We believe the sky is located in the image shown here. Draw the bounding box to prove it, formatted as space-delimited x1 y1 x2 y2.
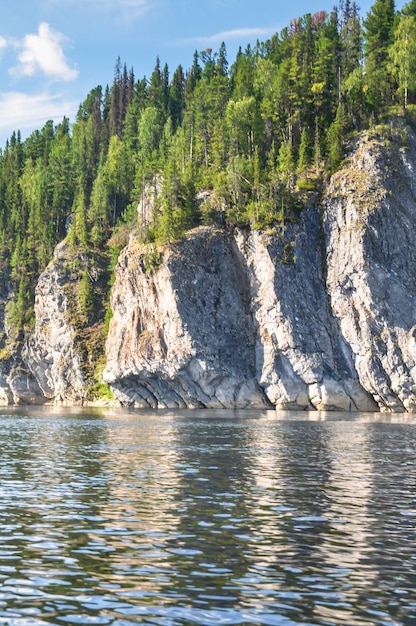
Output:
0 0 405 148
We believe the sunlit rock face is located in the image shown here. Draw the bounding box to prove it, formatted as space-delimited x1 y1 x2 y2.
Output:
324 128 416 412
233 222 375 412
24 240 87 404
0 291 45 406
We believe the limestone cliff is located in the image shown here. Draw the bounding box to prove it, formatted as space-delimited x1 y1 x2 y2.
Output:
24 240 88 404
0 240 109 405
103 216 375 411
103 231 267 408
1 122 416 411
0 291 44 406
324 125 416 411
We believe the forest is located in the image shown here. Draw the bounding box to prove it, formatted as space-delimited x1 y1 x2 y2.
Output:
0 0 415 336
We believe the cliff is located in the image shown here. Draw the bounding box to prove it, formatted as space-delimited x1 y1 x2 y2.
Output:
1 122 416 411
324 125 416 411
102 221 372 411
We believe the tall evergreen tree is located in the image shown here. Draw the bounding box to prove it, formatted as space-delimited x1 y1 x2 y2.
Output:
388 15 416 107
185 51 202 96
402 0 416 15
363 0 396 112
169 65 185 130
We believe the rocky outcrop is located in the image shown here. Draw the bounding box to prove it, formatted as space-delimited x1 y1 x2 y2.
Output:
324 126 416 411
233 225 375 411
0 293 45 405
103 216 375 410
2 122 416 411
24 240 87 404
0 241 108 406
0 356 44 406
103 232 268 408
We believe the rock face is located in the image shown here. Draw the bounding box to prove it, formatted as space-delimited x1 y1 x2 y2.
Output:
0 292 45 405
0 241 103 405
103 233 268 408
2 123 416 411
24 240 87 404
324 127 416 411
233 225 374 411
103 217 375 410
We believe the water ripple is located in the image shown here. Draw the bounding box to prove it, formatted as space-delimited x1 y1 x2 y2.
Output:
0 408 415 625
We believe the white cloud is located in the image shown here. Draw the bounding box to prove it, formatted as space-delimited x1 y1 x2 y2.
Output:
11 23 78 82
180 26 276 47
0 91 78 143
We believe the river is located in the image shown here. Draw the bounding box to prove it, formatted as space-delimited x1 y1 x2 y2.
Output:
0 406 415 625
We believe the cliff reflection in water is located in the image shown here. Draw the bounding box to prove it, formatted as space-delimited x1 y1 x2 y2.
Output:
0 406 415 625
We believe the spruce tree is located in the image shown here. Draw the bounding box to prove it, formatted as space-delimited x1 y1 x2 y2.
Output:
388 15 416 108
363 0 396 112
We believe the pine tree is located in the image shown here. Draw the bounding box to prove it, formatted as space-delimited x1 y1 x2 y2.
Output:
340 1 363 78
363 0 396 112
364 0 396 63
69 186 88 248
109 57 123 137
149 56 162 108
169 65 185 130
185 51 201 96
388 15 416 108
297 128 311 172
89 163 110 245
328 103 348 169
217 42 228 77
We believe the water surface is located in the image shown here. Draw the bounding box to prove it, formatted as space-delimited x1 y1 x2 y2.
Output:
0 407 415 625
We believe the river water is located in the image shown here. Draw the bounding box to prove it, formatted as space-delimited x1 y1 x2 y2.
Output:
0 407 415 625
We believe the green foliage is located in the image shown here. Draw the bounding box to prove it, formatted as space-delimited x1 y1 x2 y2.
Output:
79 268 94 319
143 244 163 272
69 188 88 248
363 0 396 112
297 178 317 192
282 241 296 265
7 274 32 333
86 380 114 401
388 16 416 108
327 103 349 170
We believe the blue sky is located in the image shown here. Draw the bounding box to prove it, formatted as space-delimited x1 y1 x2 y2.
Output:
0 0 404 147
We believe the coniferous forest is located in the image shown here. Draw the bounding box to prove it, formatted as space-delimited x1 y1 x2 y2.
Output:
0 0 415 337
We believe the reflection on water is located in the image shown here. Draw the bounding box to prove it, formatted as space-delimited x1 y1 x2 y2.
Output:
0 406 415 625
